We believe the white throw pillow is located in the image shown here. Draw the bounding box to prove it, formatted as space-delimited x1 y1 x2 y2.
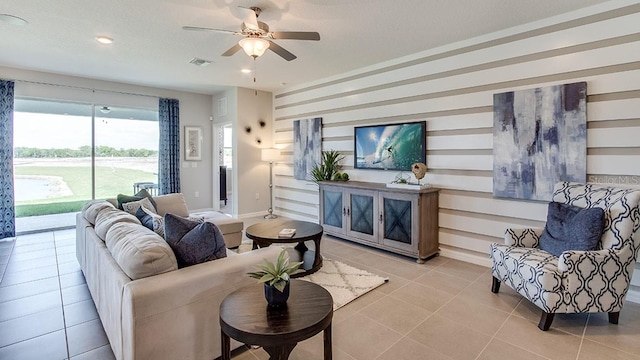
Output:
122 197 156 216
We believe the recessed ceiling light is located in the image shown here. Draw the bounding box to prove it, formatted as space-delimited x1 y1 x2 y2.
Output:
241 68 252 74
96 36 113 45
0 14 28 25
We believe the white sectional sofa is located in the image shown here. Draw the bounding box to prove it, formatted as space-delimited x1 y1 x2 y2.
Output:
75 195 281 360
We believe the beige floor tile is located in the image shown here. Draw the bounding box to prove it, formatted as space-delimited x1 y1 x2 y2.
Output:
578 339 640 360
390 282 454 312
338 288 386 312
371 271 410 294
376 337 453 360
584 315 640 355
0 329 68 360
432 259 488 282
70 344 116 360
457 278 523 313
511 300 588 336
436 297 510 336
0 290 61 322
414 270 472 295
495 315 582 360
0 276 59 303
476 339 548 360
289 332 356 360
64 299 99 327
407 314 492 360
66 318 110 357
0 264 59 287
334 313 402 360
0 307 64 347
333 304 357 325
360 295 433 335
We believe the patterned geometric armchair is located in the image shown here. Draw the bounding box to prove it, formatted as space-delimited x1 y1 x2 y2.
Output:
490 182 640 331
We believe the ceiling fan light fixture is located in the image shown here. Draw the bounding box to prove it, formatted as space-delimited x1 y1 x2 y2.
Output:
99 106 111 114
239 37 269 58
96 36 113 45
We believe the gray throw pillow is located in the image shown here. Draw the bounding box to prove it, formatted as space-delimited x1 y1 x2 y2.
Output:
135 207 165 238
117 189 157 211
163 213 227 268
539 201 605 257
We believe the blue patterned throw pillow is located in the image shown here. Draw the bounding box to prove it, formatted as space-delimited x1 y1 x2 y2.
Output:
163 213 227 268
539 201 605 257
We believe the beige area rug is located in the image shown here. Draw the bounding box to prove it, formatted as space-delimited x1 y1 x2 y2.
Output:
233 241 388 310
300 259 388 310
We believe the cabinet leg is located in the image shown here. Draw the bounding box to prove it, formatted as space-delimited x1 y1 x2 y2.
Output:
416 258 425 264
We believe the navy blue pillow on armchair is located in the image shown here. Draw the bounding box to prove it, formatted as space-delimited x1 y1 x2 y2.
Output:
163 213 227 268
538 201 605 257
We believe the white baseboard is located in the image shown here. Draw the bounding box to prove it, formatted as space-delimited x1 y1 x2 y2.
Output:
626 289 640 304
238 211 269 219
438 248 491 268
439 248 640 305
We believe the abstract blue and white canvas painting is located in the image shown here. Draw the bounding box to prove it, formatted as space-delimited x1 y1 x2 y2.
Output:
293 117 322 180
493 82 587 201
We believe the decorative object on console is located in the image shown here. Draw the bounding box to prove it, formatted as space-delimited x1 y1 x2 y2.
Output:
309 149 344 183
293 117 322 180
411 162 427 184
262 148 282 219
354 121 426 171
493 82 587 201
184 126 202 161
247 248 303 307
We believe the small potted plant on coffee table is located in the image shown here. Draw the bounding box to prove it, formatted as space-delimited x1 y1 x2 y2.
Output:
247 248 303 307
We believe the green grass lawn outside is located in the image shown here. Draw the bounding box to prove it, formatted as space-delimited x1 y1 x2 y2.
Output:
15 166 157 217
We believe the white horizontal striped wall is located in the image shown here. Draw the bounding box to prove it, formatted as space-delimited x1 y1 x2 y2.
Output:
273 1 640 301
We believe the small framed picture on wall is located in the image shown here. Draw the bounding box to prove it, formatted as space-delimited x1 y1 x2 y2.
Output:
184 126 202 161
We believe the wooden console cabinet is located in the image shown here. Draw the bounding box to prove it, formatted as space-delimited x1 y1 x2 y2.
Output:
318 181 439 263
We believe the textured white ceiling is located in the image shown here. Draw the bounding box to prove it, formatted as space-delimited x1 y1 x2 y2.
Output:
0 0 610 94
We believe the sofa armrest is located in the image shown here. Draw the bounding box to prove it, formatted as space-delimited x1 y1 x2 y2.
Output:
504 228 544 248
557 244 636 311
120 246 283 360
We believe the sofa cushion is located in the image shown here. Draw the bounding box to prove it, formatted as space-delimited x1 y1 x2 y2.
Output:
117 189 157 211
95 207 141 240
153 193 190 217
539 201 605 257
136 207 165 237
82 200 115 225
105 222 178 280
189 210 244 234
163 213 227 268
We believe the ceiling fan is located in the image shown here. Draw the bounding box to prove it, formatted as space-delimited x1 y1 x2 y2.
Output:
182 6 320 61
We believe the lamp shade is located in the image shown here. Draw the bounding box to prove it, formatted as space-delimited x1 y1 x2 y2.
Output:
261 148 281 162
239 37 270 58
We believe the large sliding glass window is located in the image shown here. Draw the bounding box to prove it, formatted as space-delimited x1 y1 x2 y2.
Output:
13 98 159 218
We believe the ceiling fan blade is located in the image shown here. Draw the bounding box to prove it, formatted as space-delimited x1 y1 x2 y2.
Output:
268 41 297 61
237 6 259 30
182 26 240 35
221 44 243 57
270 32 320 41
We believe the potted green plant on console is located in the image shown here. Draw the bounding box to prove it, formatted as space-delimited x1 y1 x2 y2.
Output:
309 149 345 183
247 249 303 307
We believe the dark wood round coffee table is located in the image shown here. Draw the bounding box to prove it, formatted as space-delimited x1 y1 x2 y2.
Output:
246 219 324 277
220 279 333 360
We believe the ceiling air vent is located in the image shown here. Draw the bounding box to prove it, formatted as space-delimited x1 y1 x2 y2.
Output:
189 57 212 67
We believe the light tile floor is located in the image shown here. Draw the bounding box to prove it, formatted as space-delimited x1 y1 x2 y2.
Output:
1 219 640 360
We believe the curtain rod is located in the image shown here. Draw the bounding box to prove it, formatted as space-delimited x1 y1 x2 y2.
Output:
12 79 161 100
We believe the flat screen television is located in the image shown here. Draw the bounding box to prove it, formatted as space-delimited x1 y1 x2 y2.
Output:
354 121 426 171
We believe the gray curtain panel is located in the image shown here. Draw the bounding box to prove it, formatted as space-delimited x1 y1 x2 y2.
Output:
0 80 15 239
158 98 180 195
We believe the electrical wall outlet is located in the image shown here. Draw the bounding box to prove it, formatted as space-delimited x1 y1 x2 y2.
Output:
194 191 199 198
255 193 260 200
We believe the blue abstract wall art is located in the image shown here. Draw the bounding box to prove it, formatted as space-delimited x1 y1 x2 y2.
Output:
293 117 322 180
493 82 587 201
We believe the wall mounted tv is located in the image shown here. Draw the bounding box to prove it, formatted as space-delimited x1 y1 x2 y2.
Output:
354 121 426 171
